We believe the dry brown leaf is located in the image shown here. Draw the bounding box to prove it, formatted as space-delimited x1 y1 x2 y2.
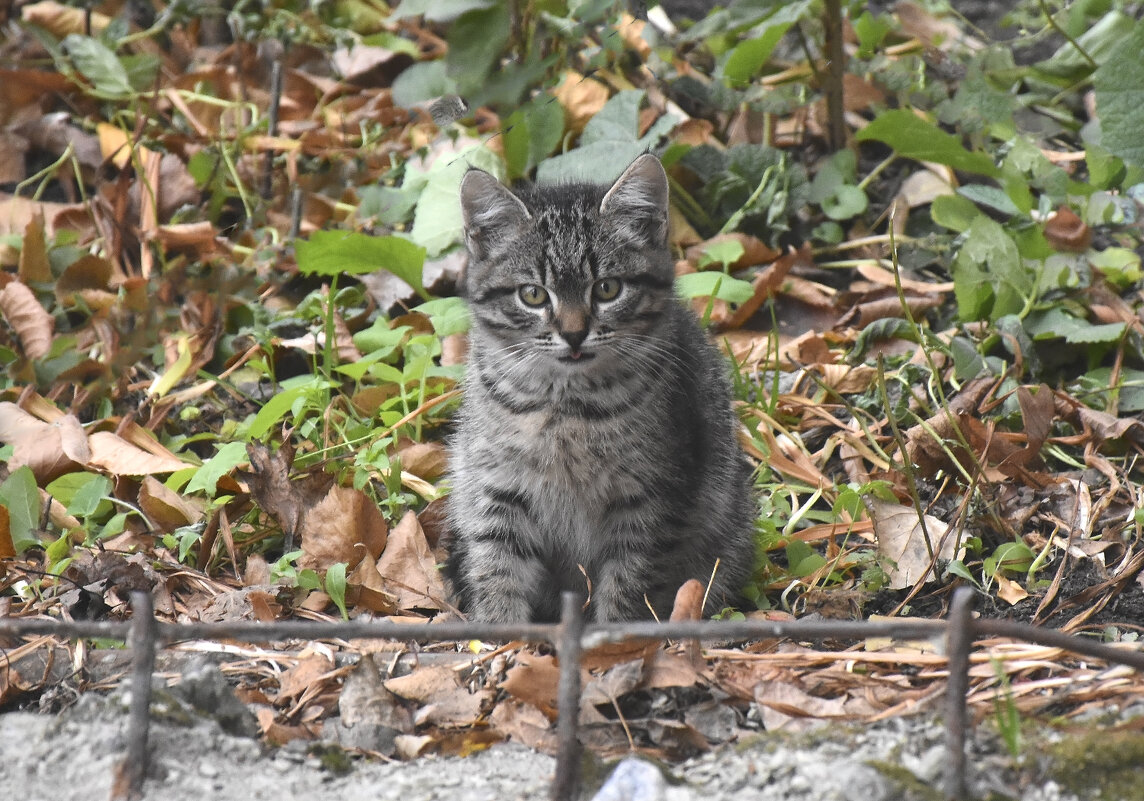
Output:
137 475 204 533
0 281 53 359
299 484 389 571
1044 205 1092 252
397 441 447 481
501 652 560 719
0 403 86 481
21 0 111 36
346 550 400 615
996 574 1030 605
374 510 448 611
18 214 50 283
869 500 963 590
488 698 558 752
55 254 113 308
384 664 485 728
0 506 15 561
553 72 609 134
277 650 336 705
88 431 190 475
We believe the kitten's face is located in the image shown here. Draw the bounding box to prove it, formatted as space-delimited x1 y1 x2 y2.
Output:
459 156 675 373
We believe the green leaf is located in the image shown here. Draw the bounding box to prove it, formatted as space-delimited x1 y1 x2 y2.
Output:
822 184 867 220
408 145 504 256
698 239 746 269
63 34 133 96
951 215 1026 321
391 0 493 22
1093 18 1144 169
391 60 456 108
295 231 427 296
446 4 510 96
984 541 1035 579
66 474 113 518
502 96 564 180
1 466 40 552
675 272 755 304
785 539 827 578
854 11 894 56
1064 322 1127 344
536 91 677 184
722 22 792 87
185 441 249 496
326 562 349 620
1090 246 1142 288
856 110 1000 177
416 296 471 337
931 194 980 232
957 185 1021 217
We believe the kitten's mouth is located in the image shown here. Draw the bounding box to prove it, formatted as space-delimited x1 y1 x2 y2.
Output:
559 351 595 363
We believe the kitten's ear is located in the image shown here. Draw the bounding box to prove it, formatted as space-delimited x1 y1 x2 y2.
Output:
599 153 669 246
459 169 531 258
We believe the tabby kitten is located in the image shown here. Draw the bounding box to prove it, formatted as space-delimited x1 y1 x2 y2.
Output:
446 154 755 623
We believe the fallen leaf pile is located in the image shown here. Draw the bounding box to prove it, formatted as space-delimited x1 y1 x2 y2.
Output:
2 0 1144 766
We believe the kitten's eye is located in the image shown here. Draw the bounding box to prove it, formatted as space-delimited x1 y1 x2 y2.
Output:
518 284 549 306
592 278 622 302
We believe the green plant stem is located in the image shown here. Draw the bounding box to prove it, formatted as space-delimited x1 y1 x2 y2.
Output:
1037 0 1096 69
856 153 897 191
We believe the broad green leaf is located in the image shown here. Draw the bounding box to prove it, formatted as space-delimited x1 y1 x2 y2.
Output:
417 296 471 336
185 441 249 496
854 11 894 56
295 231 427 297
951 215 1026 321
822 184 867 220
446 4 510 96
1083 367 1144 412
46 472 105 509
985 541 1035 578
675 272 755 304
352 321 411 355
391 60 455 108
63 34 133 96
391 0 493 22
502 96 564 180
698 239 746 269
722 22 792 87
957 185 1020 217
1065 322 1127 344
931 194 980 232
408 145 504 256
66 474 113 518
856 110 999 177
1093 18 1144 169
0 466 40 553
1090 246 1143 287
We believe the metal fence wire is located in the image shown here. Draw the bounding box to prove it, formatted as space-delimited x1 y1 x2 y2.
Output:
3 586 1144 801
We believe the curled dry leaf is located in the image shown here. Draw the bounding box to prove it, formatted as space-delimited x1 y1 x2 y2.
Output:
869 500 963 590
0 403 87 481
1044 205 1092 253
87 431 190 476
137 475 204 533
0 281 53 359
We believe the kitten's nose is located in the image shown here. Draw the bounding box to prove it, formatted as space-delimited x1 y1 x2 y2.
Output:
560 327 588 352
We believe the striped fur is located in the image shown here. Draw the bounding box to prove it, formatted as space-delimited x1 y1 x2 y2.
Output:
446 155 755 622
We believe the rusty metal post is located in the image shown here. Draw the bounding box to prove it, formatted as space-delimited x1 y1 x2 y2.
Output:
118 591 158 801
945 587 975 801
552 592 585 801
